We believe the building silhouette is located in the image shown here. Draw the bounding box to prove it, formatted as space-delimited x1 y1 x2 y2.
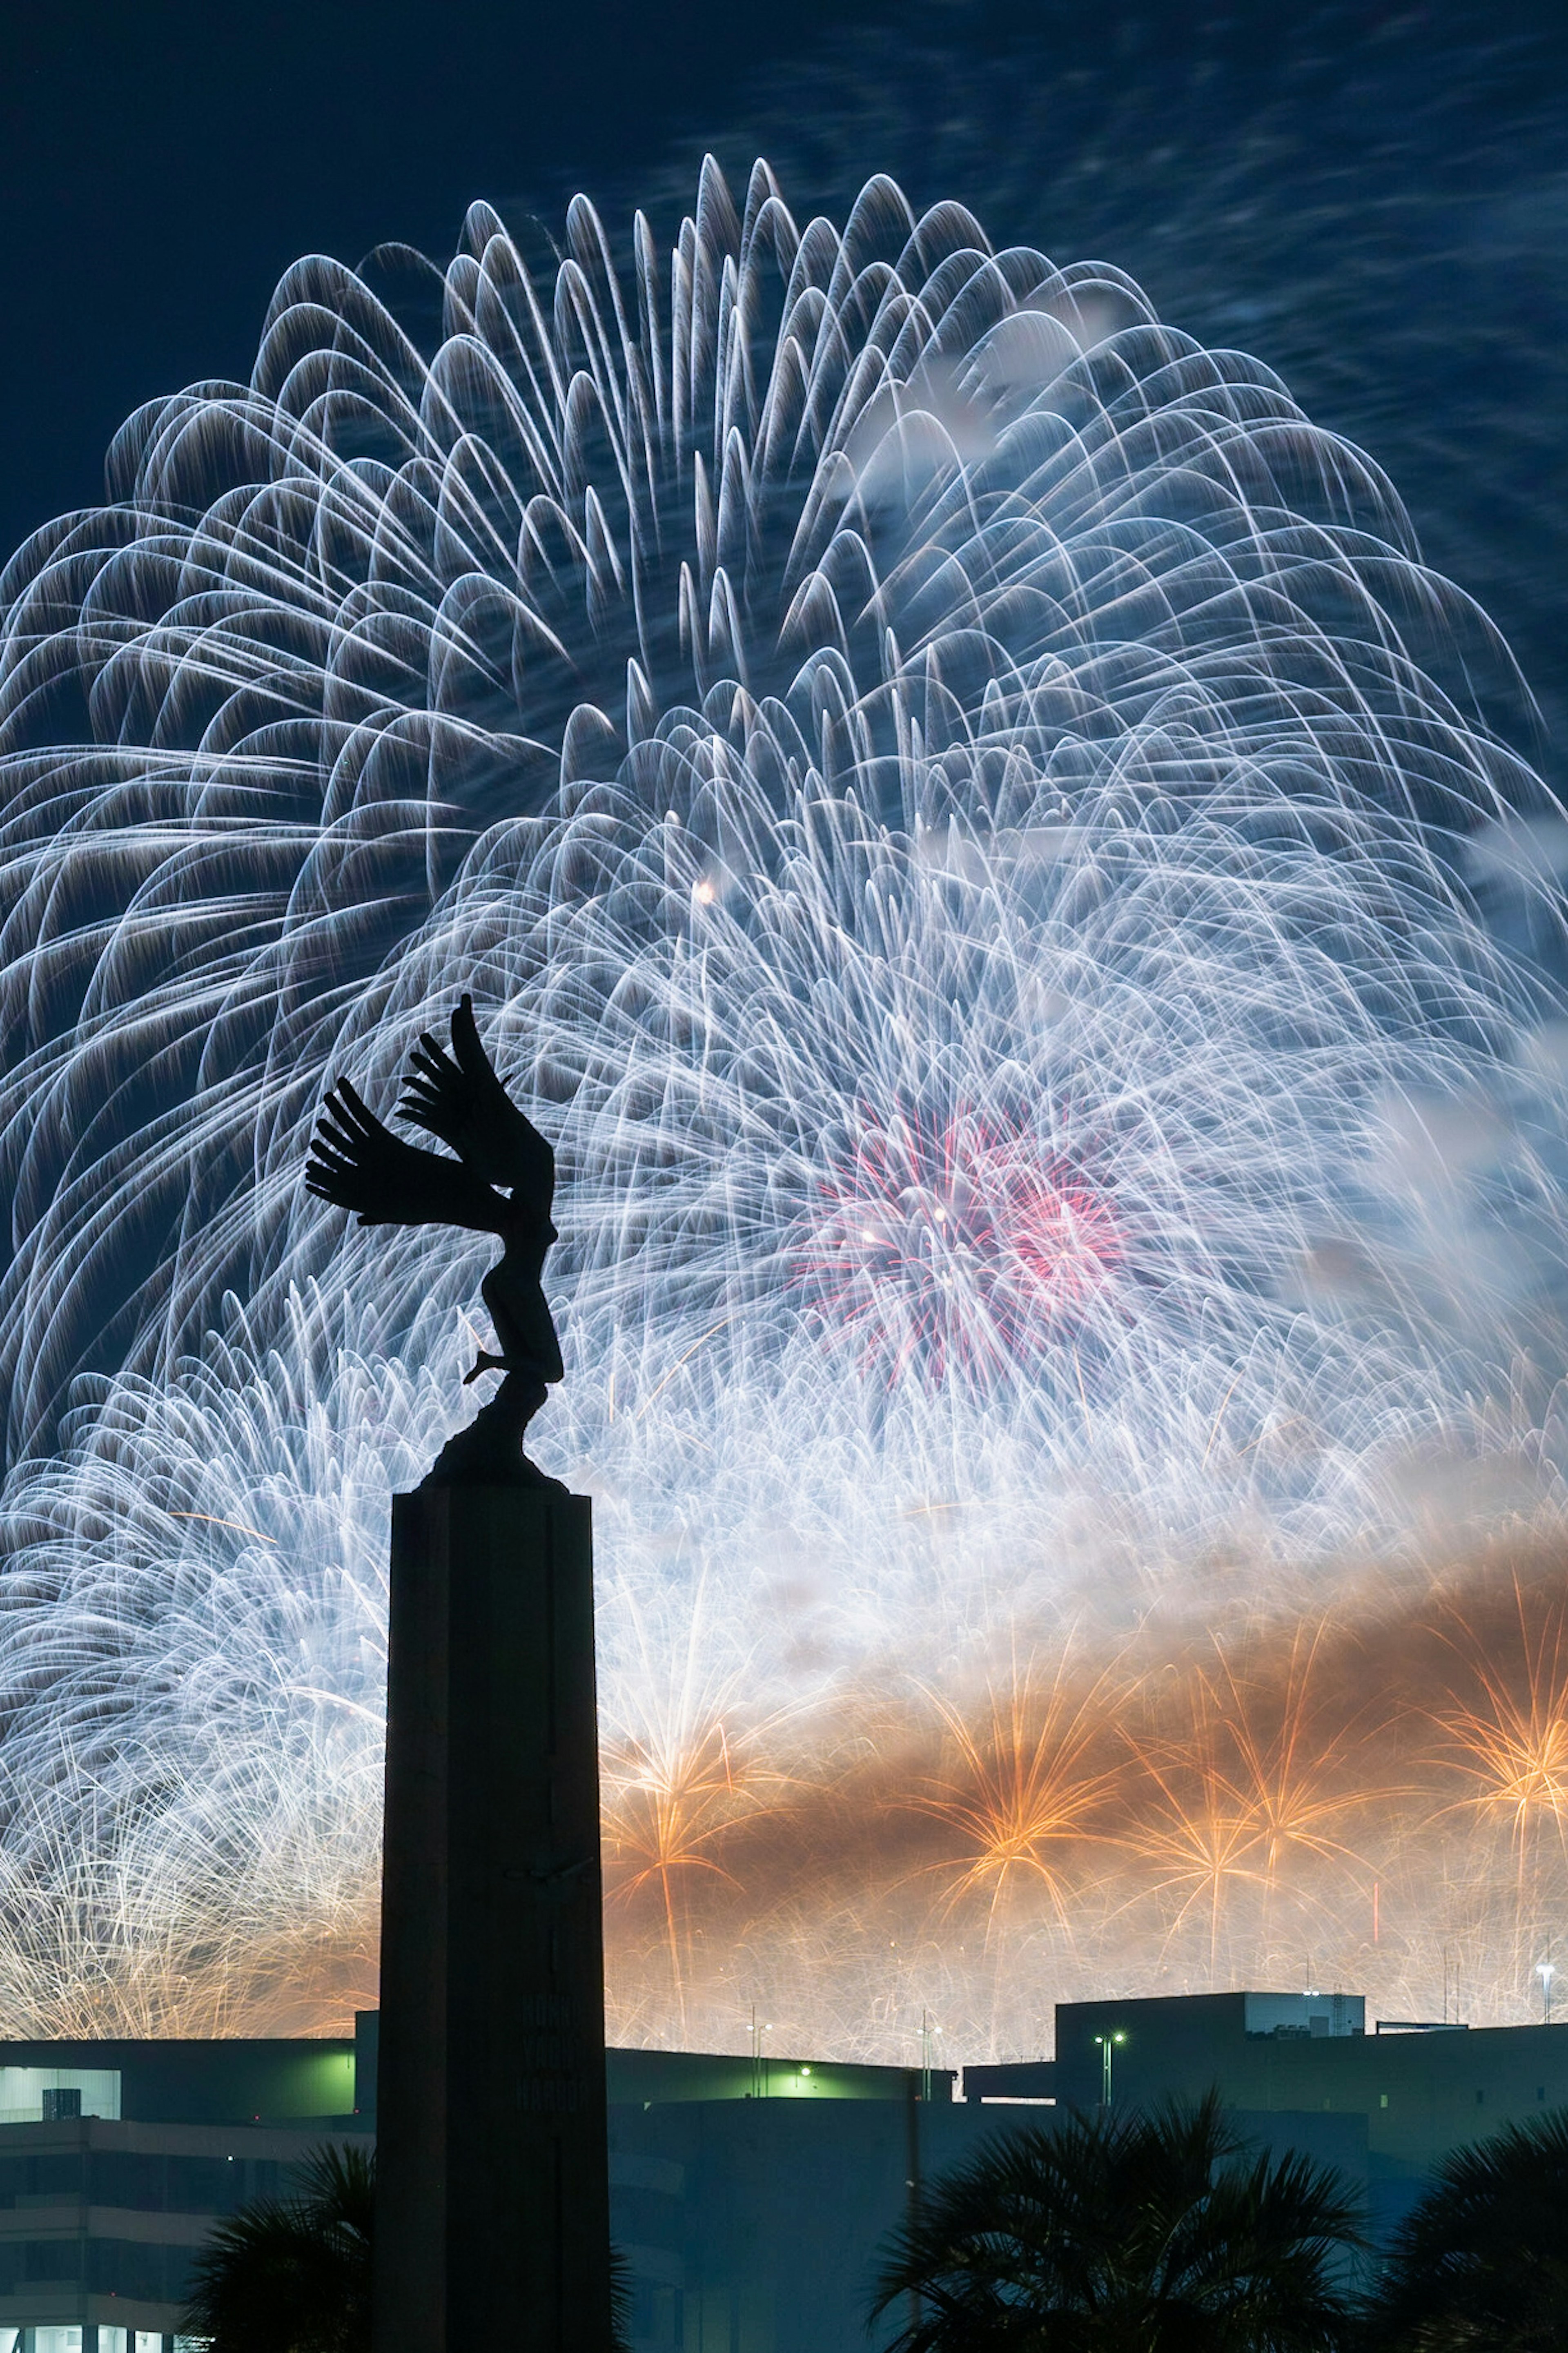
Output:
0 1992 1562 2353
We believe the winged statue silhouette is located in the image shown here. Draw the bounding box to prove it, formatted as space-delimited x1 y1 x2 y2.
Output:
306 995 566 1488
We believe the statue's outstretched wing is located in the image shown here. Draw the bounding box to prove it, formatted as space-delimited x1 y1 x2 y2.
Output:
400 994 554 1208
306 1079 507 1233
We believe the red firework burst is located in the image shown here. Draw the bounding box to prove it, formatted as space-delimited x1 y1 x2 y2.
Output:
797 1108 1122 1386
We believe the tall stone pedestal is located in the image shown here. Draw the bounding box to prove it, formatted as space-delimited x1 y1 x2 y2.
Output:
372 1486 612 2353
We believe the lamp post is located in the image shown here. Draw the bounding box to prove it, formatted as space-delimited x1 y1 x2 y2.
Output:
920 2010 940 2104
1094 2029 1127 2106
1537 1961 1555 2025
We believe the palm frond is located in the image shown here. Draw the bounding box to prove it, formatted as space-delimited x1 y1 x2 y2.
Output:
870 2092 1363 2353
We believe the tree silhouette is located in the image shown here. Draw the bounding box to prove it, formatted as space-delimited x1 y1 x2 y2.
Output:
183 2143 630 2352
870 2092 1363 2352
1366 2106 1568 2352
183 2143 373 2353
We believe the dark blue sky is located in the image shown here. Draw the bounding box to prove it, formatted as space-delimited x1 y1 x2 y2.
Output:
0 0 1366 559
3 0 1564 743
0 0 893 555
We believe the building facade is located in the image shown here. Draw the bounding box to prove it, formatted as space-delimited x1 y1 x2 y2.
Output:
965 1990 1568 2239
0 2041 366 2353
1 1993 1564 2353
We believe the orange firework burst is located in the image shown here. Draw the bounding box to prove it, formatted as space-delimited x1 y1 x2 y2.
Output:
600 1591 796 2035
1121 1624 1378 1973
603 1716 794 2040
911 1649 1125 1942
1434 1578 1568 1879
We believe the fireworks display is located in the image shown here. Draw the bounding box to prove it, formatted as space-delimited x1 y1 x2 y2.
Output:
1 163 1566 2053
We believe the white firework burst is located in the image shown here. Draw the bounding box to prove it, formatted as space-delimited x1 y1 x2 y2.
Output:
0 161 1564 2041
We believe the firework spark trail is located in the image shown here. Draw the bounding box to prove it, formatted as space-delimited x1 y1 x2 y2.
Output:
0 163 1566 2043
600 1575 801 2040
1433 1577 1568 1953
655 4 1568 748
1116 1625 1383 1981
909 1647 1125 1943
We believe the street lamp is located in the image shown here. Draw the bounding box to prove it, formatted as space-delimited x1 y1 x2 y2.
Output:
919 2011 940 2104
1537 1961 1555 2025
1093 2030 1127 2106
750 2007 772 2098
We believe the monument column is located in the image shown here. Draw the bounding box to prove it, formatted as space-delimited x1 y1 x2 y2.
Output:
373 1484 612 2353
308 996 612 2350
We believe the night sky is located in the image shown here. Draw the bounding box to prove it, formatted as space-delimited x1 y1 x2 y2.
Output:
0 0 898 560
5 3 1559 612
5 2 1565 747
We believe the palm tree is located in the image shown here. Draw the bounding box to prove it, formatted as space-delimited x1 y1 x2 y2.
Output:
183 2142 374 2353
1364 2106 1568 2352
182 2142 633 2353
869 2091 1363 2353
